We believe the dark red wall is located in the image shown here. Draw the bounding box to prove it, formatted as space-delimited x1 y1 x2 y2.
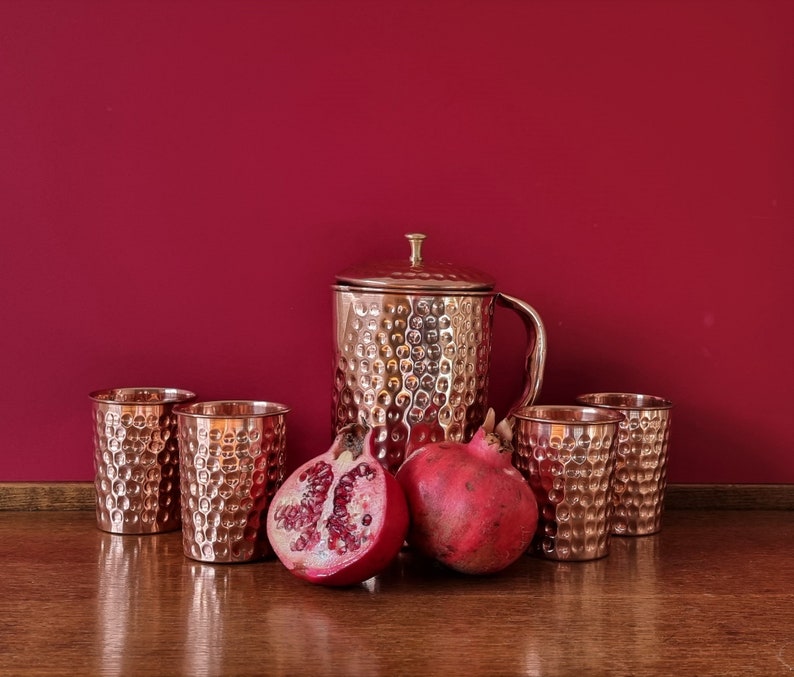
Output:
1 0 791 483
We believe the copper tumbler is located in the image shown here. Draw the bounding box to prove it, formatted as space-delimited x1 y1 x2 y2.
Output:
175 401 290 563
512 405 624 561
575 393 673 536
90 387 196 534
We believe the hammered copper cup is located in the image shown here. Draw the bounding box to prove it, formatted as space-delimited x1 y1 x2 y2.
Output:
174 401 290 563
512 405 624 561
90 387 196 534
575 393 674 536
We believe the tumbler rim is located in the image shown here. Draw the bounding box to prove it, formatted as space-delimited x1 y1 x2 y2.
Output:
88 387 196 404
513 404 625 424
173 400 291 418
575 392 674 410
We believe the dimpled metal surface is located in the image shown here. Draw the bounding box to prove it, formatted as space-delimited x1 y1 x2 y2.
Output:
513 406 622 561
332 289 494 474
177 402 289 563
332 234 546 473
576 393 673 536
90 387 195 534
611 410 672 535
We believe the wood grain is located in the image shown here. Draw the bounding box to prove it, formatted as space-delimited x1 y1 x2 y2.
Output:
0 510 791 676
0 482 94 511
665 483 794 510
2 482 793 511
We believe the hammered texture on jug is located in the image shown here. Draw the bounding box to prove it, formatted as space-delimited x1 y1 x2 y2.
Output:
178 409 287 563
91 388 192 534
513 411 620 561
332 290 494 473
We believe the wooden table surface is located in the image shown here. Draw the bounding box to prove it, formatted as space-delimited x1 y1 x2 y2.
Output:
1 509 792 677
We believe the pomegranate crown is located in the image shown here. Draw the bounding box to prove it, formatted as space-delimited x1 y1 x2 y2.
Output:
334 417 371 460
482 408 514 454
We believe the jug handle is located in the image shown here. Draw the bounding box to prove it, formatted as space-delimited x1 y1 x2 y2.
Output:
496 293 547 415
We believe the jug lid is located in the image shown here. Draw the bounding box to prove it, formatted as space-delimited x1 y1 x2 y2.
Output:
335 233 495 291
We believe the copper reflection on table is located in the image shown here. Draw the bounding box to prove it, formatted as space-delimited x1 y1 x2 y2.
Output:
183 561 233 677
517 535 664 675
96 531 184 676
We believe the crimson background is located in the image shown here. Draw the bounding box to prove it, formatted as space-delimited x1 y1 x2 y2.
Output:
1 0 792 483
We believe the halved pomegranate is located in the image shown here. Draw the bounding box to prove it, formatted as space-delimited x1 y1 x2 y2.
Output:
266 422 409 586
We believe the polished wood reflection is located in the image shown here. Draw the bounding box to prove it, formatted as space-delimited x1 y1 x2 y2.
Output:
0 510 792 676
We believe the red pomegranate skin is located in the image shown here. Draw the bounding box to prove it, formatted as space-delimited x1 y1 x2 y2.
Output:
396 423 539 575
266 424 409 587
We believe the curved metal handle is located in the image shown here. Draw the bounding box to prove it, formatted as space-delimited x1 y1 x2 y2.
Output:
496 293 547 415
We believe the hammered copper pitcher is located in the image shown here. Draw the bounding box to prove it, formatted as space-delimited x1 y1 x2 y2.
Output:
332 233 547 474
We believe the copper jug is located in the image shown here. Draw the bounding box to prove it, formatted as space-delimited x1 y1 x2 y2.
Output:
332 233 547 473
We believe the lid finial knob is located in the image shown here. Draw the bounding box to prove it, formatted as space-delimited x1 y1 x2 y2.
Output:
406 233 427 267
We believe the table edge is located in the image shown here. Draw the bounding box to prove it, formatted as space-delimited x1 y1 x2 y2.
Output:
0 481 792 511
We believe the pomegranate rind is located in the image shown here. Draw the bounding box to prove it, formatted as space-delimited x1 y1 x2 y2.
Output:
266 431 409 587
396 437 538 575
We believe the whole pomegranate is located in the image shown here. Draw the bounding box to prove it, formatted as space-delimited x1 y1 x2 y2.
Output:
266 422 409 586
396 409 538 575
